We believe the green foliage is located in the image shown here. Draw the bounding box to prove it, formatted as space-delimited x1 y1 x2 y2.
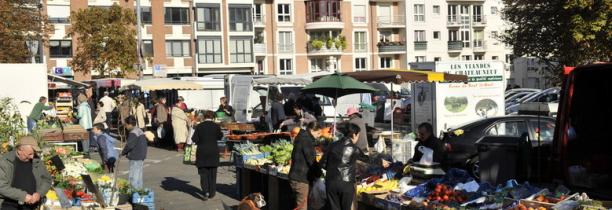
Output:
0 0 51 63
326 38 334 49
501 0 612 85
67 4 137 77
310 39 325 49
0 97 25 147
335 35 347 50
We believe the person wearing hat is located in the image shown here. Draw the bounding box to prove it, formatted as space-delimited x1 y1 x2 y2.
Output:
346 107 369 154
0 136 52 210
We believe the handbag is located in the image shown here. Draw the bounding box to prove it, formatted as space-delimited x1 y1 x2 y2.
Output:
183 144 197 165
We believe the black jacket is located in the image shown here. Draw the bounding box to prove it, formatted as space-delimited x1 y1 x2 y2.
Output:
217 104 235 117
121 127 147 161
193 120 223 167
411 136 446 164
320 138 368 183
288 130 317 183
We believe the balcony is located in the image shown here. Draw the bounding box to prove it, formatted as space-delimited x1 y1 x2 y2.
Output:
196 21 221 31
254 43 266 55
377 16 405 28
378 41 406 53
253 14 265 28
414 41 427 51
472 15 486 27
307 42 343 55
278 44 294 53
448 41 463 52
473 40 486 52
305 0 344 30
447 16 461 27
353 16 366 24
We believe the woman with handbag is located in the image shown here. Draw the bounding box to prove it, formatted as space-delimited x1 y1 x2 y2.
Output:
192 111 223 200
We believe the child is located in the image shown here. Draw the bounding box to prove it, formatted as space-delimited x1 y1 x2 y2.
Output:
92 123 118 173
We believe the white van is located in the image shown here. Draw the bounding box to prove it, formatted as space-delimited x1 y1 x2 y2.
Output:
178 76 226 111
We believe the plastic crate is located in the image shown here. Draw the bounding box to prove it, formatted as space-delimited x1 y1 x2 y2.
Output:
233 153 265 166
132 191 154 204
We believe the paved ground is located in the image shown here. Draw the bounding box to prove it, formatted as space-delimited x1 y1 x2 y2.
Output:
93 144 239 210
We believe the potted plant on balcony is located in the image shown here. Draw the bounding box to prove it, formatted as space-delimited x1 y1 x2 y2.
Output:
310 39 324 50
335 35 347 50
326 37 334 49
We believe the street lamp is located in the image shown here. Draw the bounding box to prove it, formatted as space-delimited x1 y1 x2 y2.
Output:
26 40 39 64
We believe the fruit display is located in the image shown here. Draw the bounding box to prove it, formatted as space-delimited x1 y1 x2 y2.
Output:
357 179 399 194
427 184 467 203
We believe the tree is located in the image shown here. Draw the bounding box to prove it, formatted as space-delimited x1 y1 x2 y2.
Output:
0 0 50 63
502 0 612 84
67 4 137 77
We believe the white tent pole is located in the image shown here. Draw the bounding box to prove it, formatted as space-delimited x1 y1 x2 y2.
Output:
391 83 394 134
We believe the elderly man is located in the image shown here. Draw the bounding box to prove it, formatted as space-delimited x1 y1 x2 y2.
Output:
0 136 52 210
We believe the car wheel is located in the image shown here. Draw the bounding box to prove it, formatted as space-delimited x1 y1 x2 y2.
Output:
468 160 480 180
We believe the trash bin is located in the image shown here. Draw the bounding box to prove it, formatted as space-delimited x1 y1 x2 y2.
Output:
476 136 520 185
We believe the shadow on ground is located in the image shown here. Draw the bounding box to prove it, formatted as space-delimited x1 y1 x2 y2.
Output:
160 177 204 200
216 183 239 200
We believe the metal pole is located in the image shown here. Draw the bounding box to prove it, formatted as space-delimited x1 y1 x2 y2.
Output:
136 0 144 80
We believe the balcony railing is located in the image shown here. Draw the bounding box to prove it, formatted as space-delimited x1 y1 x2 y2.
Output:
254 43 266 54
473 15 486 26
354 43 367 52
447 15 461 26
278 44 294 53
378 41 406 53
414 41 427 51
448 41 463 51
306 1 342 23
377 15 405 27
307 43 343 54
196 21 221 31
253 14 265 26
473 40 485 51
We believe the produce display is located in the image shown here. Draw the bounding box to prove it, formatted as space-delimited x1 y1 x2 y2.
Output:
427 184 467 203
269 140 293 166
357 178 399 194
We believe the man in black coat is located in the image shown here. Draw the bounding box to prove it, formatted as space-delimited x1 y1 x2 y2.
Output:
192 111 223 200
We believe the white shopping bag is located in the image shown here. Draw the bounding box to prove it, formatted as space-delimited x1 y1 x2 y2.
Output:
375 137 386 154
156 125 166 139
418 146 434 165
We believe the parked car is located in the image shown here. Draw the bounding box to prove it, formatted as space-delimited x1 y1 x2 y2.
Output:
506 87 560 114
505 91 535 106
441 115 556 179
505 88 541 98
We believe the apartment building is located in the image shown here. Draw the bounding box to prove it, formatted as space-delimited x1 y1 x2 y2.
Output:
44 0 256 80
253 0 408 75
403 0 513 67
509 57 556 89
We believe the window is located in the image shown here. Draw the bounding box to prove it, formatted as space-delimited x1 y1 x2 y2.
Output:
462 55 471 61
353 5 366 23
355 58 366 71
433 5 440 15
530 120 555 142
140 7 152 24
49 40 72 58
473 5 483 23
433 31 440 40
278 31 293 53
491 31 498 38
229 37 253 63
256 59 265 75
253 4 263 23
415 56 426 62
165 40 190 57
449 30 459 41
506 54 514 63
229 6 252 32
491 6 498 15
461 31 470 47
414 30 426 42
310 58 325 72
197 37 222 64
448 5 458 23
354 32 367 52
380 57 392 69
280 59 293 75
474 55 483 60
434 57 441 62
165 7 189 24
379 31 392 42
486 121 528 137
277 4 291 22
142 40 154 57
47 5 70 24
196 6 220 31
414 4 425 22
492 56 499 60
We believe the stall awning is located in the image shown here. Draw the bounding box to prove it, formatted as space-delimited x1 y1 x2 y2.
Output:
253 77 311 86
128 78 203 91
313 69 468 84
48 74 90 88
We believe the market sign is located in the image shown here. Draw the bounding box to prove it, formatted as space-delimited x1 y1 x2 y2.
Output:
53 67 73 76
153 64 167 78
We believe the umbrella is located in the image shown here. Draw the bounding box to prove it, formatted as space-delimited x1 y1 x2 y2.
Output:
301 73 377 134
